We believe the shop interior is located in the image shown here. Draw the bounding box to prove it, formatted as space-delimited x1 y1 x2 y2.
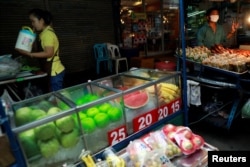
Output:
1 0 250 167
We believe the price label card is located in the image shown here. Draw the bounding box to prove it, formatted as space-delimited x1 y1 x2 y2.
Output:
157 98 182 121
133 109 158 132
107 125 127 146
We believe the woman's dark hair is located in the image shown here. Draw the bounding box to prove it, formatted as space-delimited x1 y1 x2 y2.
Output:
206 7 219 16
29 8 53 25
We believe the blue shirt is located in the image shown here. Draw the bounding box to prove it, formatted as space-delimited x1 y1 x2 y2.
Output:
197 22 226 48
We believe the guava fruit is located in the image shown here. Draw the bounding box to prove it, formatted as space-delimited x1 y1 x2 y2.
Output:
15 107 33 126
38 137 60 158
47 107 61 116
58 101 69 110
59 128 79 148
34 121 56 141
29 109 47 121
37 100 53 111
19 129 40 158
55 115 75 133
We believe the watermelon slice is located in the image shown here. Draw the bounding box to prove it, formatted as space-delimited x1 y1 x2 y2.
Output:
124 90 149 109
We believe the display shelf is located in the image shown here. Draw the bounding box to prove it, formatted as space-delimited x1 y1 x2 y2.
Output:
178 55 248 130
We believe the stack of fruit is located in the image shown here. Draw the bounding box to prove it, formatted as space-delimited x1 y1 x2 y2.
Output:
158 83 181 104
74 94 123 133
16 103 79 159
126 139 175 167
140 130 182 159
162 124 205 155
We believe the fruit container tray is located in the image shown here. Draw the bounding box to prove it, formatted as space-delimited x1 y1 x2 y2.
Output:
9 92 85 167
93 73 165 135
123 68 182 112
57 82 126 154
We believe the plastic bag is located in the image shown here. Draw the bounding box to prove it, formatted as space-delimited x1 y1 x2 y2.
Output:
126 140 176 167
241 99 250 119
0 89 15 119
0 54 21 80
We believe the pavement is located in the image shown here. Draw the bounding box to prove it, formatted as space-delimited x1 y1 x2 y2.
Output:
189 110 250 151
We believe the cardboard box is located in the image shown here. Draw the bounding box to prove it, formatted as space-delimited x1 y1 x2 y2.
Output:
239 45 250 50
0 135 15 167
130 57 154 68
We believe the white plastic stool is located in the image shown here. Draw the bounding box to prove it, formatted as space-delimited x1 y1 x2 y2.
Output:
107 43 128 74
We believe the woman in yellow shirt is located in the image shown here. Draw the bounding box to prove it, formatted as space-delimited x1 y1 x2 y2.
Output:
16 8 65 91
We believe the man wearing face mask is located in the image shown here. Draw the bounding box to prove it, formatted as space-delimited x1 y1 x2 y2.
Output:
197 7 239 48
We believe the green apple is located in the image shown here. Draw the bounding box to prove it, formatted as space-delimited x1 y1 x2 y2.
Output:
79 112 87 120
98 103 112 113
86 107 99 117
94 113 110 128
47 107 61 116
88 94 99 102
76 97 86 105
81 117 96 133
107 107 122 121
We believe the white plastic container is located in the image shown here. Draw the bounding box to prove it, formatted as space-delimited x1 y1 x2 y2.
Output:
15 26 36 52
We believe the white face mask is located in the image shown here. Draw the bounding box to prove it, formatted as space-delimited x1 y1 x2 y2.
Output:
210 15 219 22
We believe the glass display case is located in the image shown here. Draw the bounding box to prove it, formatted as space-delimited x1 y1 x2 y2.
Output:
1 69 183 166
123 68 182 124
9 93 83 167
57 83 126 153
93 70 182 135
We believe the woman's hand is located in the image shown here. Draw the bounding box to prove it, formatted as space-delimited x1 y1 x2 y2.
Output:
15 48 32 57
231 20 239 34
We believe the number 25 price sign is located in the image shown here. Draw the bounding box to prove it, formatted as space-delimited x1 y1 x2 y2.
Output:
108 125 127 146
158 98 181 121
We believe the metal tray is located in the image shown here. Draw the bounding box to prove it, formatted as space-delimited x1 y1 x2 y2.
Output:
183 58 248 76
203 65 248 76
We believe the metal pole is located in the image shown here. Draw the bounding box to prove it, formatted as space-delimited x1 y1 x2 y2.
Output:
179 0 188 126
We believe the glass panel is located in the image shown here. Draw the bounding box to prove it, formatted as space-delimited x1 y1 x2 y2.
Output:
120 0 180 55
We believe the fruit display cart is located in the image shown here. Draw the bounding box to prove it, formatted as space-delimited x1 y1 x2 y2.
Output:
0 69 185 167
1 82 129 166
0 1 190 166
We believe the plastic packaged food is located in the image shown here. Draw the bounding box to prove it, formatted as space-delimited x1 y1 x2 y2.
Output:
173 127 204 155
141 130 182 159
126 140 175 167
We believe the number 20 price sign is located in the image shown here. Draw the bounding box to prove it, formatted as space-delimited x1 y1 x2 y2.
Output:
133 98 182 133
133 109 158 132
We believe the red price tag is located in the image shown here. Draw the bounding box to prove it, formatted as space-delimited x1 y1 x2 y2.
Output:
107 125 127 146
157 98 182 121
133 109 158 132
